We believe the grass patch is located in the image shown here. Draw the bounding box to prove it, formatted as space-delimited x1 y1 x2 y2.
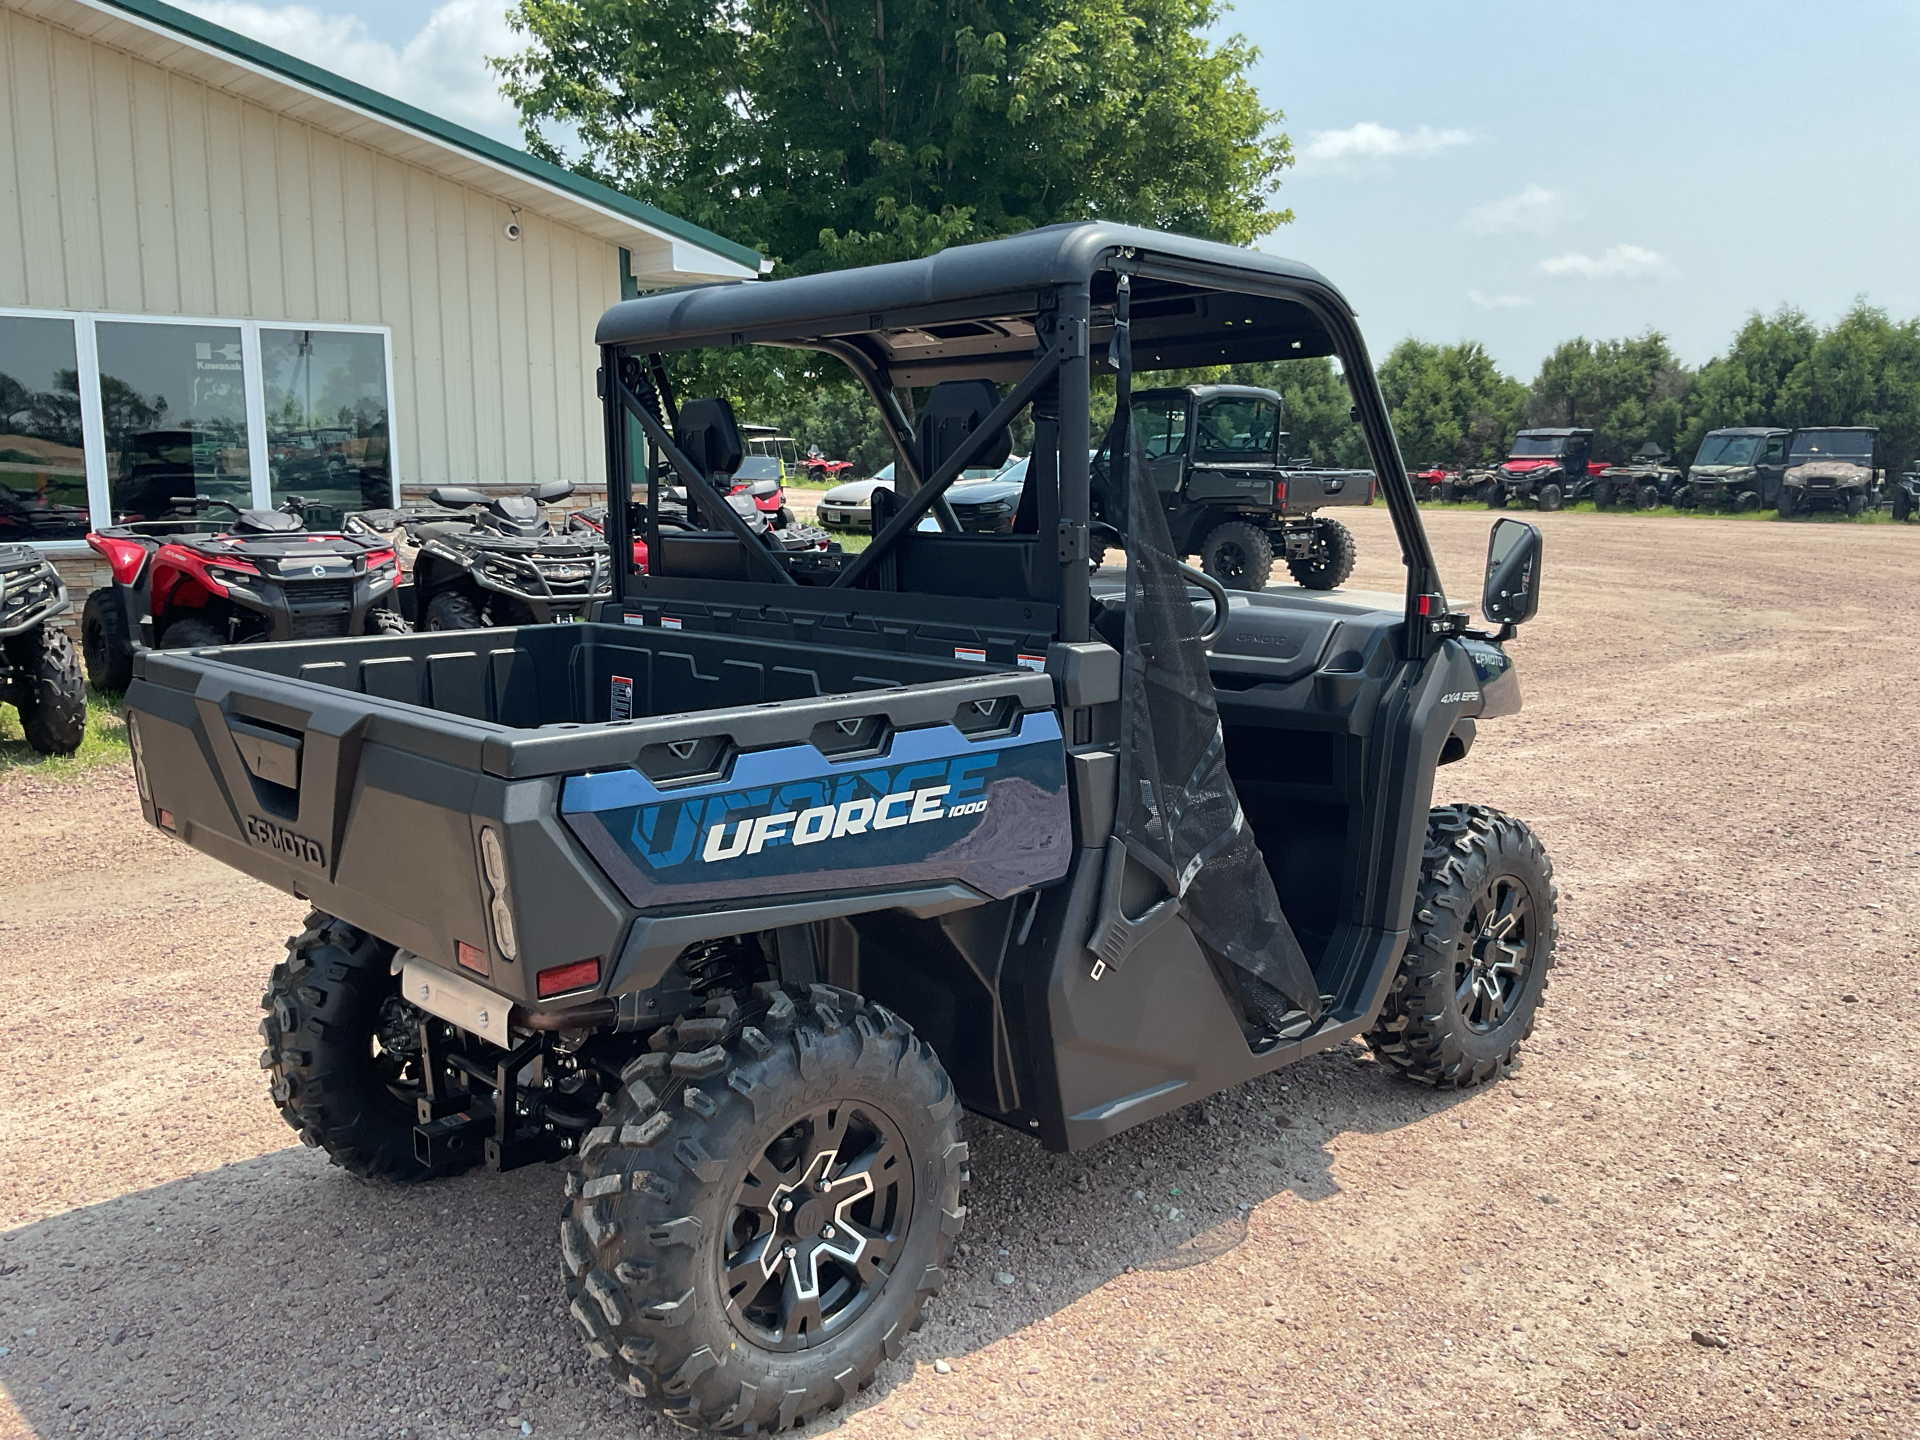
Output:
0 689 130 779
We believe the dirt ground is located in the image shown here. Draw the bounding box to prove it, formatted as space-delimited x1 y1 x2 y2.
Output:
2 505 1916 1440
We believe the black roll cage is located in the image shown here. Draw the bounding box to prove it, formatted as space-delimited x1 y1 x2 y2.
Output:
597 224 1447 657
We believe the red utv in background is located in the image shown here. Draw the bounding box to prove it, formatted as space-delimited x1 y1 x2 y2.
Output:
1489 429 1602 510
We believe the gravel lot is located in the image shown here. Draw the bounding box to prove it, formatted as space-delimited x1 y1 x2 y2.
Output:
2 505 1916 1440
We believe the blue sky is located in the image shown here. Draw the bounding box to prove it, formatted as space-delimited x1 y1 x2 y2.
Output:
179 0 1919 376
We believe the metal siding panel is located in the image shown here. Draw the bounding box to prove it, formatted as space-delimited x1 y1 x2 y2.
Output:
129 56 181 314
238 101 282 315
87 40 142 311
0 14 30 304
339 140 379 324
548 223 581 482
401 159 445 485
433 176 474 484
463 186 505 484
275 112 316 321
579 237 613 486
307 129 350 321
201 87 249 316
10 20 67 306
166 72 216 316
518 212 559 487
49 27 105 309
493 191 532 482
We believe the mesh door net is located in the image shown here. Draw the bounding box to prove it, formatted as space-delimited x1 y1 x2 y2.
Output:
1102 278 1322 1028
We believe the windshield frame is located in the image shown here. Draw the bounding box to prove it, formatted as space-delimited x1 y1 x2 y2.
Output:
1790 430 1874 460
1508 434 1570 459
1693 434 1761 467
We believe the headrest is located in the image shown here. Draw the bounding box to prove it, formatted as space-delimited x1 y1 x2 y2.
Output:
674 397 745 481
920 379 1012 481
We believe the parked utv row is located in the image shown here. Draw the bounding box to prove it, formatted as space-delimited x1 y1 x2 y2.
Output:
1414 424 1900 517
122 222 1560 1435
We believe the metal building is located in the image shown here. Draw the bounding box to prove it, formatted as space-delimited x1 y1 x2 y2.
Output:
0 0 762 598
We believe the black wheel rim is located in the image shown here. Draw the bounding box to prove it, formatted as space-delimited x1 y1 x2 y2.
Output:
1213 543 1247 581
1454 874 1535 1033
721 1101 913 1352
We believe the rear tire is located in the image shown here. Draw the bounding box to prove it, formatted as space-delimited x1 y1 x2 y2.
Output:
6 625 86 756
1364 805 1558 1089
1284 518 1357 591
1777 486 1797 518
564 984 967 1432
1199 521 1274 591
425 590 485 630
1593 484 1613 509
1480 484 1506 508
260 911 473 1182
364 605 411 635
1535 483 1563 512
1438 480 1457 502
1846 490 1865 518
159 617 225 650
81 589 135 692
1896 487 1915 523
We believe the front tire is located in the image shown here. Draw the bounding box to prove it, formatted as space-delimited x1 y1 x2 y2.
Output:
425 590 485 630
260 912 473 1182
1535 482 1563 512
6 625 86 756
81 589 135 691
1777 487 1797 518
1846 490 1866 518
1364 805 1558 1088
1285 518 1357 590
1199 521 1274 591
564 985 967 1432
364 605 411 635
159 617 225 650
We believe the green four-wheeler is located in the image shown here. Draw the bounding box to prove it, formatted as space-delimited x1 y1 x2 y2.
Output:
121 224 1559 1434
1117 383 1375 591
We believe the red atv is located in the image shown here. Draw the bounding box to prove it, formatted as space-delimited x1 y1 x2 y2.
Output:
1410 465 1459 501
80 497 405 691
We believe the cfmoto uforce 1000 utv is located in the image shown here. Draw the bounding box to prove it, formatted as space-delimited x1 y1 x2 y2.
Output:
122 224 1559 1434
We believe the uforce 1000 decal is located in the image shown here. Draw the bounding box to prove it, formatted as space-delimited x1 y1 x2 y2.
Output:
558 713 1072 907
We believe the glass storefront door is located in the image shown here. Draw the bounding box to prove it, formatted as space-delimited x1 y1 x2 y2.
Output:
0 316 89 542
95 320 253 522
260 328 392 527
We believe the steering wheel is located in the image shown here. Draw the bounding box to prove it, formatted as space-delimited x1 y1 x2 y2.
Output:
1088 520 1231 648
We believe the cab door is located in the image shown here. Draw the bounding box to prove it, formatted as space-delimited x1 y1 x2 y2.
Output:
1757 433 1788 505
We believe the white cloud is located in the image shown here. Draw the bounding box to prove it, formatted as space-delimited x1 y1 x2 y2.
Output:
1463 185 1564 237
1467 290 1533 310
177 0 521 141
1295 122 1472 172
1537 244 1679 281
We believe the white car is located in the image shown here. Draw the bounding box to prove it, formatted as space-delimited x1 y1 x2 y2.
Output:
816 461 1018 531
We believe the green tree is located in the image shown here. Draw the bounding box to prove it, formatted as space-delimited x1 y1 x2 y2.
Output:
1374 339 1527 470
494 0 1292 275
1675 307 1817 462
1778 301 1920 473
1525 333 1694 464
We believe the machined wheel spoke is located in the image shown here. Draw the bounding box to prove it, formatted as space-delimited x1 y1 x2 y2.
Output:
725 1231 781 1295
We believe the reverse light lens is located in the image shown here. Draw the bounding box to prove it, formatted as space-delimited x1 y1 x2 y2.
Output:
479 826 508 890
489 895 519 961
536 958 600 998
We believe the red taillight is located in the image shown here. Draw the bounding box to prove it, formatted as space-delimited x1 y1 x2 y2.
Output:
363 547 397 570
632 540 648 573
87 533 149 586
457 940 490 977
1274 479 1287 507
536 957 601 998
1418 594 1432 616
156 808 175 831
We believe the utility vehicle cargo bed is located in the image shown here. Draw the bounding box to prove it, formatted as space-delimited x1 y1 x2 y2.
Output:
125 622 1071 1008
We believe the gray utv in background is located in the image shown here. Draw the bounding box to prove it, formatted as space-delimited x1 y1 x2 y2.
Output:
1779 427 1882 517
1119 383 1376 591
122 223 1559 1435
1686 427 1790 511
1592 442 1686 509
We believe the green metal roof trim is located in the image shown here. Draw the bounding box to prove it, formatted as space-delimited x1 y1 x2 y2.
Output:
95 0 766 273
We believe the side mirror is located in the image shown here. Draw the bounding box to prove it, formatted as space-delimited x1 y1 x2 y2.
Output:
749 478 780 499
1482 517 1543 627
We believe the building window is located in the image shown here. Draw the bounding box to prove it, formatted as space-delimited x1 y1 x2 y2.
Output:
0 309 396 544
0 315 89 542
260 328 392 523
96 320 253 522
